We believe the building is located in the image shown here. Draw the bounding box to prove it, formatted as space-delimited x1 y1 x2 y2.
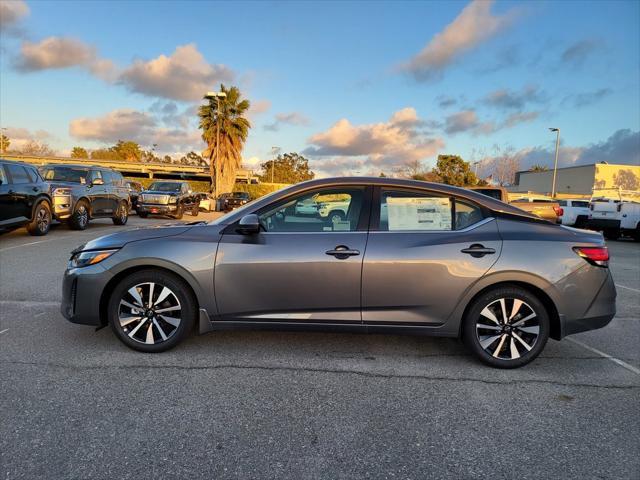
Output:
512 163 640 199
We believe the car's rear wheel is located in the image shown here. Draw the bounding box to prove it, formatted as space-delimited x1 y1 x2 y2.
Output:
173 204 183 220
191 203 199 216
112 201 129 225
26 201 51 236
108 270 196 352
69 200 89 230
138 212 148 218
462 286 549 368
604 228 619 240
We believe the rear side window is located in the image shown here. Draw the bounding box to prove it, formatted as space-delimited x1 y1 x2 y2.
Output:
558 200 567 207
110 171 124 186
25 166 41 182
0 165 7 184
380 190 452 231
454 199 484 230
6 164 31 184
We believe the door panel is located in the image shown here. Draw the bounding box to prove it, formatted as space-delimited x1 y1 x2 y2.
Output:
361 219 502 325
215 232 367 321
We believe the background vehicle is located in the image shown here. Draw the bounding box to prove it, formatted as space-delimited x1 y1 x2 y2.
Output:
61 177 615 369
125 181 143 212
0 159 52 236
470 187 562 223
220 191 250 212
589 198 640 240
558 199 590 227
137 181 200 219
39 164 130 230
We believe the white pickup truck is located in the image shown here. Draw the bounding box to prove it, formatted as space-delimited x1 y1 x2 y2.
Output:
588 198 640 241
557 199 590 227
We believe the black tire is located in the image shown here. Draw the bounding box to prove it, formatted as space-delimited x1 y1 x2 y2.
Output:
69 200 90 230
462 286 550 368
327 210 345 223
138 212 148 219
633 224 640 242
603 229 619 240
26 200 52 236
191 204 199 217
112 201 129 225
108 269 197 353
174 204 184 220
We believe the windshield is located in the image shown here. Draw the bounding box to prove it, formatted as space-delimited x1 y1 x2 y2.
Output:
41 166 89 183
148 182 181 192
231 192 249 198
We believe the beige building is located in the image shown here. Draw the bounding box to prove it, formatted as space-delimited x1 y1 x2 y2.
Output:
512 163 640 199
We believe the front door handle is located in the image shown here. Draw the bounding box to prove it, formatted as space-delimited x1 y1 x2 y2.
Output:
326 245 360 259
461 244 496 258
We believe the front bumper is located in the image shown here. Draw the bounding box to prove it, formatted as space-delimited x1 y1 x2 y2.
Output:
137 203 178 215
53 195 73 220
560 270 616 337
61 263 113 326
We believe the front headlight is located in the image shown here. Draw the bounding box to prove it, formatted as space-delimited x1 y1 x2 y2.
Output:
53 187 71 196
69 249 118 268
168 196 177 204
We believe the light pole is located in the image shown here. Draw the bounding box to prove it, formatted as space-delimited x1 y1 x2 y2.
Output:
205 91 227 203
549 127 560 197
270 146 280 183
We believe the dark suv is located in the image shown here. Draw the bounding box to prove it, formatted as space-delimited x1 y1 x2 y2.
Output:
39 164 130 230
0 159 53 235
137 181 200 219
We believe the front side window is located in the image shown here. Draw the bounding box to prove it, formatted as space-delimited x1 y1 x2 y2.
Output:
7 165 31 184
89 170 103 183
259 187 365 233
0 165 7 184
380 190 452 231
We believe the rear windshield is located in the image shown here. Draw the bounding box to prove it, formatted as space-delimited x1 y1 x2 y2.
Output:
573 201 590 208
473 189 502 200
40 166 89 183
148 182 181 192
231 192 249 198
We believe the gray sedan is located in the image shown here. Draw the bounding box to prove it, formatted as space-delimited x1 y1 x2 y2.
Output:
61 177 616 368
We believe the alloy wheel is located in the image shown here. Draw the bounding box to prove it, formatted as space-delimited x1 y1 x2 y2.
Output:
77 205 88 227
118 282 182 345
36 207 49 232
475 298 540 361
119 203 127 223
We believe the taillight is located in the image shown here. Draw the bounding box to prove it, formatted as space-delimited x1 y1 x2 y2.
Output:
573 246 609 267
553 206 564 217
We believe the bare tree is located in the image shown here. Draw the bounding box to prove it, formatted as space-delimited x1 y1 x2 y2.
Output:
489 144 520 186
19 140 55 157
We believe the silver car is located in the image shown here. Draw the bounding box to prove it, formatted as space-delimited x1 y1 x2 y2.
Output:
61 178 616 368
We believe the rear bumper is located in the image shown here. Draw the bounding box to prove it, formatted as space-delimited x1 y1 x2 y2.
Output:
588 218 620 230
560 270 616 338
61 264 112 326
137 203 178 215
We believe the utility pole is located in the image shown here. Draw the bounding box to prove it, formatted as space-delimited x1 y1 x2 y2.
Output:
549 127 560 197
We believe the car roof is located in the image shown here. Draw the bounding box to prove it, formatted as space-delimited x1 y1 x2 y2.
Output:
41 163 101 169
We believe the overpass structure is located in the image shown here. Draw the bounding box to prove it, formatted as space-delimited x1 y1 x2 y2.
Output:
1 154 258 184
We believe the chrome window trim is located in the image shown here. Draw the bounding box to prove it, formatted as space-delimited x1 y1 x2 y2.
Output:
368 216 495 234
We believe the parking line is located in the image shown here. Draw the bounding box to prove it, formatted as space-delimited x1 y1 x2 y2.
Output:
0 238 56 253
567 337 640 375
616 284 640 294
0 329 8 335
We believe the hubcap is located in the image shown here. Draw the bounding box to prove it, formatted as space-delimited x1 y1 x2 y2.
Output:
475 298 540 361
118 282 181 345
77 206 88 226
37 207 49 231
120 204 127 221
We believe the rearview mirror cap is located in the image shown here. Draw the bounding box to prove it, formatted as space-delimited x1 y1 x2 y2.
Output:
236 214 260 235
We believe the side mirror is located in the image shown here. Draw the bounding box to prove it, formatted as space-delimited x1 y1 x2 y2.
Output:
236 214 261 235
91 178 104 186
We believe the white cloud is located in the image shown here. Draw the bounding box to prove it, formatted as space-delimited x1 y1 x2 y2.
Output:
2 126 52 150
444 109 538 135
14 37 116 80
401 0 519 81
305 108 445 176
0 0 29 28
483 85 545 110
118 44 234 101
264 111 311 131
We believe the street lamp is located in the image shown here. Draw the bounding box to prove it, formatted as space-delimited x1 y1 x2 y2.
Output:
205 91 227 202
549 127 560 198
270 146 280 183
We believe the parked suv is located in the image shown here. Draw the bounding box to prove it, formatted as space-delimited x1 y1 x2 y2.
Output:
137 181 200 219
125 180 143 212
0 159 53 235
39 164 130 230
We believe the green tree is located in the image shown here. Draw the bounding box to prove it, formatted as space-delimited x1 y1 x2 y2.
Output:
112 140 142 162
198 84 251 195
259 152 315 184
529 164 548 172
432 155 478 186
0 134 10 153
91 148 122 161
70 147 88 159
179 151 206 166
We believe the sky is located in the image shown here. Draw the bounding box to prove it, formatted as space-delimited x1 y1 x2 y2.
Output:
1 0 639 177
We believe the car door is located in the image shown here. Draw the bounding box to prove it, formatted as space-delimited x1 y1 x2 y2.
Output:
87 169 108 214
3 164 34 223
361 187 502 325
0 163 16 224
214 185 372 322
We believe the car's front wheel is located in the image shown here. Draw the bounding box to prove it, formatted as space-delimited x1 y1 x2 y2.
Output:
462 286 549 368
191 204 199 216
108 270 196 352
26 201 51 236
112 201 129 225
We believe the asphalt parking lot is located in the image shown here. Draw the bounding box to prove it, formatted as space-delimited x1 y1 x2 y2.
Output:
1 215 639 479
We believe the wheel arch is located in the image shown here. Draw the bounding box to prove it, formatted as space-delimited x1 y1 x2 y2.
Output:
457 280 561 340
98 264 201 327
30 194 52 216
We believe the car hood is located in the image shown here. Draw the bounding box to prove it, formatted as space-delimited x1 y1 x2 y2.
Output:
75 223 206 252
141 190 180 195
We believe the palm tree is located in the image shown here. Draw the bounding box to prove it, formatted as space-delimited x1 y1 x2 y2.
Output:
529 164 549 172
198 84 251 196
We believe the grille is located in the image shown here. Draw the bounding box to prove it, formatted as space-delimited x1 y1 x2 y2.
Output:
142 194 170 205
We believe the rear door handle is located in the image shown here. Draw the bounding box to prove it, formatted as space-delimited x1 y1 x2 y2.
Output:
326 245 360 259
461 244 496 258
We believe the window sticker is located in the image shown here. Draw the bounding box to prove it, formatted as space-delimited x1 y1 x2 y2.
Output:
386 197 451 231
